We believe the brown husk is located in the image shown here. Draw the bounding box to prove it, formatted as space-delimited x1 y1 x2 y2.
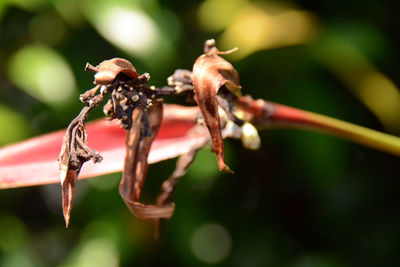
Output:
192 43 241 172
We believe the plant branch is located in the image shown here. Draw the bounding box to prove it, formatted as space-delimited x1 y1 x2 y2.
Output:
237 96 400 156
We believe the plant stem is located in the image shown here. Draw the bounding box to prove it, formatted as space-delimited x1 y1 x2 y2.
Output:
237 96 400 156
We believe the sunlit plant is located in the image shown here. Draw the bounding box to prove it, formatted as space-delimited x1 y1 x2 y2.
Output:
1 40 400 234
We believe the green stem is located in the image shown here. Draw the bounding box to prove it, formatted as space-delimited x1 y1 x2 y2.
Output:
237 96 400 156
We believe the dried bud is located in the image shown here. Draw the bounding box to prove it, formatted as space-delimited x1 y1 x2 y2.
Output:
89 58 139 85
241 122 261 150
192 40 241 172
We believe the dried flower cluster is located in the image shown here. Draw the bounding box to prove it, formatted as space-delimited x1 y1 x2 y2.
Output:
59 40 261 228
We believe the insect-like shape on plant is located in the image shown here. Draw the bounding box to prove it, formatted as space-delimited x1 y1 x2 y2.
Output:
59 40 261 231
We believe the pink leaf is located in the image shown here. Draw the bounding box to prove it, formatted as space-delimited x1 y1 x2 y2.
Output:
0 104 206 189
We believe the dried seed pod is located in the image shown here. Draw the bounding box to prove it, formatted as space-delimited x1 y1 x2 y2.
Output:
59 107 102 227
192 39 241 172
88 58 139 85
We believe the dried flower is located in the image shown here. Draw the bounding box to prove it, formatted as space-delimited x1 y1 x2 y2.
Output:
192 39 241 172
56 40 261 228
59 58 154 226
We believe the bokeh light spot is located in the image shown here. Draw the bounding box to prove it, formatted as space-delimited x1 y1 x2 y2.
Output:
220 6 317 60
198 1 318 60
0 105 30 145
72 238 119 267
191 223 232 264
198 0 248 32
357 71 400 131
96 7 159 56
7 45 76 108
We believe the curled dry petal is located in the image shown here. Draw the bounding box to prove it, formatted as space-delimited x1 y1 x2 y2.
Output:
90 58 139 85
119 100 175 219
192 40 241 172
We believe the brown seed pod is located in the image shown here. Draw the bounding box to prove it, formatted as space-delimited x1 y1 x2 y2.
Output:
192 39 241 172
86 58 139 85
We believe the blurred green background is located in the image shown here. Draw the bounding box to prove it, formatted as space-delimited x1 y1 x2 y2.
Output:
1 0 400 266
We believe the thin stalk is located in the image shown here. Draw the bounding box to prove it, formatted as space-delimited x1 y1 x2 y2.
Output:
237 96 400 156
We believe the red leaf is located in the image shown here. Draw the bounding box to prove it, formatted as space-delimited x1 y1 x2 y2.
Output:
0 104 206 189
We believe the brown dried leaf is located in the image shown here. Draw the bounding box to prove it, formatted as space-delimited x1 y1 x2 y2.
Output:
119 100 175 220
192 40 241 172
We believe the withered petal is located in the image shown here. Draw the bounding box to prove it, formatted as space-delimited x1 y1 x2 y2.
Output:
62 169 80 227
119 108 143 200
192 47 240 172
124 202 175 220
119 100 169 219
